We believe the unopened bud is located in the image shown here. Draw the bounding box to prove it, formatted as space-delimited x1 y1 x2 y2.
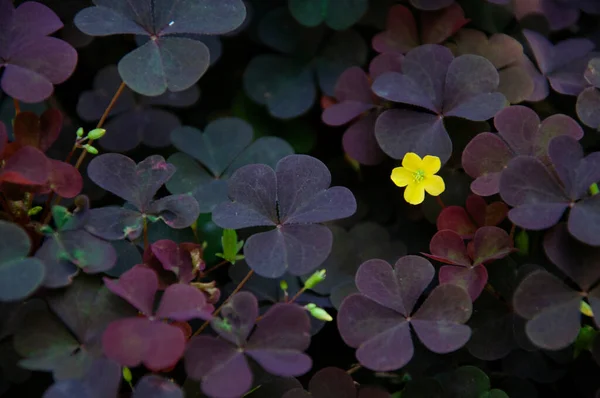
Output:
27 206 42 216
280 280 288 292
87 128 106 140
82 144 98 155
304 269 326 289
122 367 132 383
76 127 84 138
304 303 333 322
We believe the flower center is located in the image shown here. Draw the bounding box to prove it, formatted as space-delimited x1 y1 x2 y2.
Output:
413 169 426 183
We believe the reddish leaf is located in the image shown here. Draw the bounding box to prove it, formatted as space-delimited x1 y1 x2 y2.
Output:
426 230 471 267
439 264 488 300
46 160 83 198
0 146 49 186
436 206 478 239
11 109 62 152
471 226 514 266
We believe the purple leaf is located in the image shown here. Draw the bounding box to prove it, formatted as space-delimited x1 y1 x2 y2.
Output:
102 317 186 370
0 1 77 103
439 265 488 301
87 154 175 211
427 230 471 267
410 0 455 10
471 226 514 265
0 221 45 301
155 283 212 321
514 0 579 31
322 67 374 126
185 337 251 398
523 29 595 96
76 65 135 121
306 367 357 398
568 195 600 246
212 292 258 345
342 114 386 166
462 133 512 196
244 224 333 278
133 375 183 398
513 270 582 350
75 0 246 95
544 223 600 291
103 266 159 315
43 358 121 398
368 52 404 80
576 87 600 129
147 240 197 284
374 109 451 162
85 207 143 241
499 156 569 230
411 284 472 353
436 206 478 239
372 72 438 112
148 194 200 229
355 256 435 316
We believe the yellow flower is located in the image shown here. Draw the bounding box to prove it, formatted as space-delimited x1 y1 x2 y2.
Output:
391 153 445 205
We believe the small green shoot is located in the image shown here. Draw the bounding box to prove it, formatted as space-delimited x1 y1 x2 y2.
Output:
304 269 326 289
573 325 597 358
304 303 333 322
215 229 244 264
515 229 529 256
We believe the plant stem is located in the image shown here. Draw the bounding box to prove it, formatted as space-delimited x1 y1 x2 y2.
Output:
201 259 229 276
509 223 516 240
346 364 362 375
436 196 446 209
143 217 149 250
192 269 254 337
13 98 20 115
287 287 307 304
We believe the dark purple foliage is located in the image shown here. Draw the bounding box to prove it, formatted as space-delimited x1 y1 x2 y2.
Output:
76 66 198 152
102 266 213 370
522 29 597 100
513 223 600 349
42 358 121 398
337 255 472 371
212 154 356 278
576 57 600 129
410 0 455 11
283 366 390 398
85 153 200 240
288 0 368 30
424 227 514 300
185 292 311 398
36 198 117 288
167 117 293 213
0 220 45 302
14 276 136 380
142 239 204 288
499 135 600 246
74 0 246 95
244 7 367 119
0 0 77 102
449 29 533 104
463 105 583 196
372 44 507 163
372 4 468 54
436 194 508 239
514 0 580 31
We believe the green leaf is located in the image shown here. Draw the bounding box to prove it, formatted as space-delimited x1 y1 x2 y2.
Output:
479 390 509 398
288 0 368 30
215 229 244 264
574 325 597 358
51 206 71 230
515 229 529 256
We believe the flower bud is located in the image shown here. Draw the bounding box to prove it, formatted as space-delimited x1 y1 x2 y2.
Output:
304 269 326 289
87 128 106 140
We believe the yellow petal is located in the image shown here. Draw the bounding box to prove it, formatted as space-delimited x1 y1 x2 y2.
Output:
404 183 425 205
423 175 445 196
402 152 422 172
421 155 441 175
391 167 412 187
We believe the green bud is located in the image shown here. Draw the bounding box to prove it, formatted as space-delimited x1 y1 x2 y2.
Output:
122 366 132 383
27 206 43 216
38 225 54 235
52 205 71 230
280 280 288 292
305 303 333 322
590 183 599 196
76 127 84 138
83 144 98 155
87 128 106 140
581 300 594 317
574 325 597 358
304 269 326 289
515 229 529 256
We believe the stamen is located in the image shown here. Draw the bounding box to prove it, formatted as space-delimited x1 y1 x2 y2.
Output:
413 169 425 183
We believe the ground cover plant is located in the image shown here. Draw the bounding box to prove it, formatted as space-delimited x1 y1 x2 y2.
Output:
3 0 600 397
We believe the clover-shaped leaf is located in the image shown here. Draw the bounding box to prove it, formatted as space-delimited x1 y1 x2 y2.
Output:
0 0 77 102
141 239 204 288
76 66 197 152
14 276 136 380
372 4 468 55
437 194 508 239
185 291 311 398
8 109 62 155
102 266 213 370
85 153 200 240
75 0 246 95
282 366 390 398
522 29 596 100
576 57 600 129
513 223 600 349
424 227 513 300
288 0 368 30
42 358 121 398
337 255 472 371
463 105 583 196
450 29 533 103
36 200 117 288
212 154 356 278
244 8 367 119
372 44 506 163
499 136 600 246
514 0 580 31
0 220 45 302
167 117 294 213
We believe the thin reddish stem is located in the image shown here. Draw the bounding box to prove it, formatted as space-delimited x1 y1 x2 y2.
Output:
13 98 20 115
346 364 362 375
201 259 229 276
192 269 254 337
509 223 516 240
143 217 149 250
436 196 446 209
287 287 307 304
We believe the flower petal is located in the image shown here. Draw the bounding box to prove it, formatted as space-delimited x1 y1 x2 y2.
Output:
402 152 422 171
391 167 413 187
422 155 441 175
404 183 425 205
423 175 445 196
